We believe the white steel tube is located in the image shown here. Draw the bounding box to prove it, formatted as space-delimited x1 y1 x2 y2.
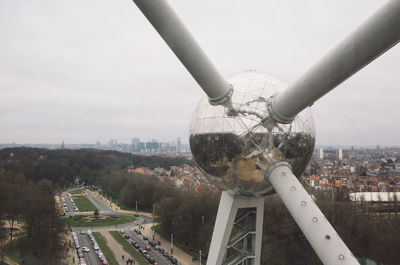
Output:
267 163 359 265
270 0 400 123
132 0 232 104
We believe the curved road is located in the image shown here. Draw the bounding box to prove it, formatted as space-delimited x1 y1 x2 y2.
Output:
63 191 153 224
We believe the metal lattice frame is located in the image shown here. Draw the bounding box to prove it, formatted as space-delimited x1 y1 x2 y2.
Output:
207 192 264 265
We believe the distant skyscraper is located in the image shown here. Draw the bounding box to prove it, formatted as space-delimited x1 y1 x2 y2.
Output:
177 137 182 153
131 138 140 152
338 148 343 160
319 148 324 160
137 142 145 152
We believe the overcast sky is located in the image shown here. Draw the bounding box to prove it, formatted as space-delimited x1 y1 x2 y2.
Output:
0 0 399 146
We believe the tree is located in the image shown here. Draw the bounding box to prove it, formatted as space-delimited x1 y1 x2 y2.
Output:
94 209 99 219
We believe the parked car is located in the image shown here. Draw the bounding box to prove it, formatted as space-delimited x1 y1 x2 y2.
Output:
145 245 151 251
124 234 130 239
143 236 148 241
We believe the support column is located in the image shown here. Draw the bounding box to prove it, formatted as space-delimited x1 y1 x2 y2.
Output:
266 163 359 265
207 191 264 265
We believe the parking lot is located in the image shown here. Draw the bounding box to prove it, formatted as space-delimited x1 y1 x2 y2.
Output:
123 228 180 265
61 192 79 213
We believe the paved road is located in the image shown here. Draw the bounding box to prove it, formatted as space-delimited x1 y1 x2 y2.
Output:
77 231 101 265
65 188 156 265
86 192 113 212
125 229 175 265
67 191 153 223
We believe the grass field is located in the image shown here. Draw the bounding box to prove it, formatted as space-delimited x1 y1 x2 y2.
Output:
70 189 84 194
73 197 98 212
109 231 149 265
66 214 136 227
92 232 119 265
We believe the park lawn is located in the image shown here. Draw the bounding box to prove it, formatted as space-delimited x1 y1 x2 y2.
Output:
65 214 136 227
109 231 149 265
92 232 119 265
73 197 97 212
70 189 84 194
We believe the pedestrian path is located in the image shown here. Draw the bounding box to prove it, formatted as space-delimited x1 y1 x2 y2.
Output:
101 231 134 265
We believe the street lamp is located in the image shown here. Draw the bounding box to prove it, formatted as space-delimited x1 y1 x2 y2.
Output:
170 234 174 255
152 202 156 239
199 250 202 265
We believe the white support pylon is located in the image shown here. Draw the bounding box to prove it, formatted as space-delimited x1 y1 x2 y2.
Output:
266 162 360 265
207 191 264 265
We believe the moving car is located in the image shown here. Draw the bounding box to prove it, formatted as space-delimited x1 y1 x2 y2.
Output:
82 247 90 252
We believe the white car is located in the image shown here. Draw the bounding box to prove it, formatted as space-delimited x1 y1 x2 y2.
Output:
82 247 90 252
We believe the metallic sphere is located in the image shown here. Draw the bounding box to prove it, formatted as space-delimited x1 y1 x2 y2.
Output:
189 72 315 197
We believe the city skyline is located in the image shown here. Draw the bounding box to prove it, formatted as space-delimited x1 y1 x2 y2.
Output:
1 0 399 146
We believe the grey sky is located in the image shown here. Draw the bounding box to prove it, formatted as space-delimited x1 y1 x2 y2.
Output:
0 0 399 146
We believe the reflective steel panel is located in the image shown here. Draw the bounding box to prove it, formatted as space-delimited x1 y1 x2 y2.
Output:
190 72 315 197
